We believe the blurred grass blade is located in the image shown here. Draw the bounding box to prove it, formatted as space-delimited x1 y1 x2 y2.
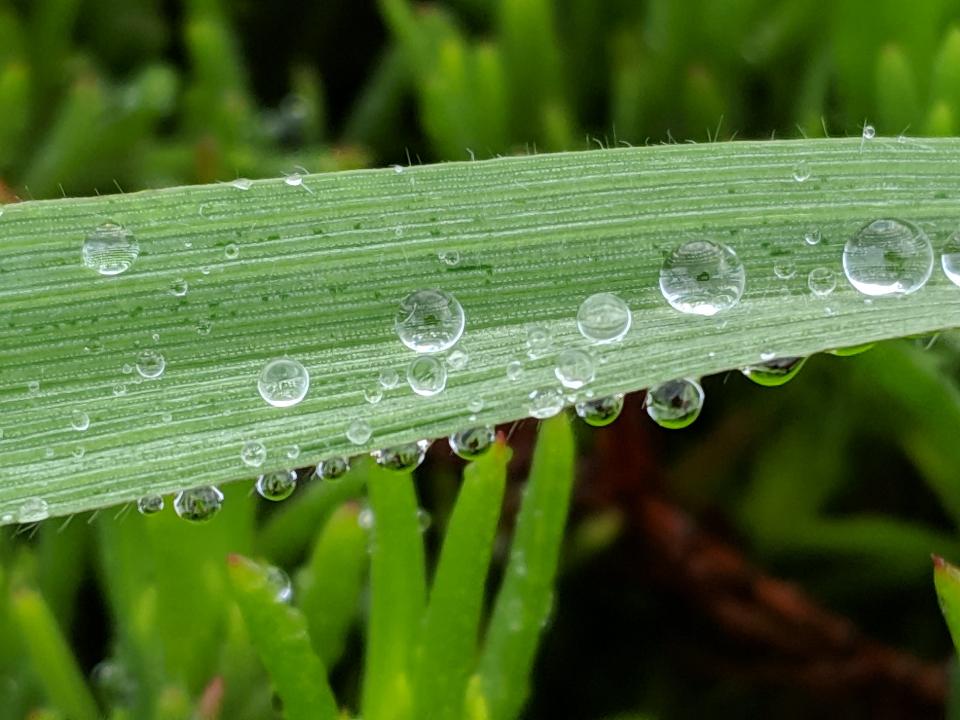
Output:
297 502 368 666
935 555 960 654
4 140 960 522
9 586 101 720
412 438 511 720
227 553 339 720
475 414 575 720
362 464 427 720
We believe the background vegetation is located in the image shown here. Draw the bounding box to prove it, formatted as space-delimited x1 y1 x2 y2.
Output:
3 0 960 718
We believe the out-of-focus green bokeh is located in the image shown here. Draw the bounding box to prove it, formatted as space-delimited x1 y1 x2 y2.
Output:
3 1 960 718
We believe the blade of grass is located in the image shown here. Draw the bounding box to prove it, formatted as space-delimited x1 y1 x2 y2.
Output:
935 555 960 655
9 586 101 720
412 438 510 720
362 464 426 720
474 414 575 720
4 139 960 521
226 554 338 720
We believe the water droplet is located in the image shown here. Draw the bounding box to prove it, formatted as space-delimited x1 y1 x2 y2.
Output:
258 358 310 407
372 439 430 472
285 444 300 460
230 178 253 190
449 426 495 459
266 565 293 603
843 218 933 296
91 660 136 705
358 507 375 529
84 339 104 354
644 378 704 429
407 356 447 396
773 260 796 280
829 343 875 357
741 356 807 387
135 349 166 379
528 387 564 419
196 319 213 335
576 292 631 344
200 266 211 276
174 486 223 522
240 440 267 468
43 447 55 459
17 497 49 523
438 249 461 267
121 363 133 375
363 384 384 404
506 360 524 381
256 470 297 501
554 348 595 389
804 228 822 246
942 232 960 287
468 397 484 414
417 508 432 532
792 161 811 182
71 410 90 431
71 446 85 460
525 325 553 358
862 124 876 140
161 412 173 423
170 279 188 297
807 267 836 297
82 222 139 276
659 241 745 316
224 243 239 260
346 419 372 445
283 171 304 187
113 383 127 396
575 394 624 427
392 164 405 174
316 456 350 481
395 289 465 353
137 494 164 515
379 369 400 389
447 346 469 370
27 380 40 396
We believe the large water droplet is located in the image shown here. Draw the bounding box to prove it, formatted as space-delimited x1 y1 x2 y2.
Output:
943 232 960 287
174 486 223 522
741 356 807 387
644 379 704 429
449 426 495 459
407 356 447 396
240 440 267 468
316 456 350 481
135 349 165 379
575 394 624 427
659 241 745 316
17 497 49 523
576 293 631 344
554 348 595 389
372 439 430 471
256 470 297 501
258 358 310 407
82 223 139 276
842 218 933 296
807 267 836 297
395 289 465 353
71 410 90 431
346 419 372 445
528 387 564 419
137 494 164 515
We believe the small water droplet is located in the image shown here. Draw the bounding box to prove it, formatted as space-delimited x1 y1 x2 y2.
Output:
843 218 933 296
417 508 432 532
407 356 447 396
346 419 372 445
525 324 554 359
316 456 350 481
85 340 105 354
392 164 405 174
528 387 564 419
575 394 624 427
804 228 822 246
447 346 469 370
379 369 400 389
258 358 310 407
240 440 267 468
266 565 293 603
256 470 297 501
741 356 807 387
17 497 49 523
82 222 139 276
283 171 304 186
113 383 127 396
44 447 55 459
576 293 631 344
200 266 211 276
161 412 173 423
363 384 384 404
71 446 85 460
230 178 253 190
70 410 90 431
135 349 166 379
942 232 960 287
285 444 300 460
660 241 746 316
644 378 704 429
862 124 876 140
174 486 223 522
170 279 188 297
468 397 484 414
224 243 239 260
773 260 796 280
358 507 375 529
506 360 524 381
196 319 213 335
807 267 837 297
438 249 461 267
372 439 430 472
449 426 495 459
27 380 40 396
395 289 465 353
792 161 811 182
554 348 595 389
121 363 133 375
137 494 164 515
